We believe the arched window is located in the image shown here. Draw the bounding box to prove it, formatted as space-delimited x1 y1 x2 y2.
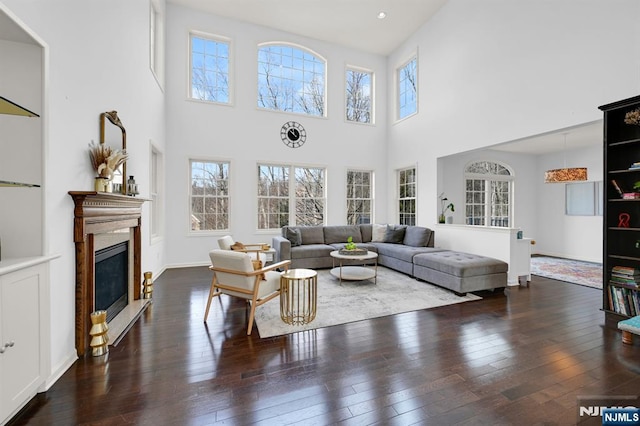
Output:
464 161 514 227
257 43 326 117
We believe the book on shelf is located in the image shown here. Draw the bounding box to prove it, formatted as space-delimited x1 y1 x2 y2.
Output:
612 265 640 276
622 192 640 199
609 285 640 316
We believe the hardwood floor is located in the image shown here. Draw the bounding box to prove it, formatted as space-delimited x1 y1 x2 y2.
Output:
10 267 640 425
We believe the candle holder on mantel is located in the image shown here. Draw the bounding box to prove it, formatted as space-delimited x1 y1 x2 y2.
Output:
142 271 153 299
89 310 109 356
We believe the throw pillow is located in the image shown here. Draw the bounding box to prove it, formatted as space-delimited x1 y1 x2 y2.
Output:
403 226 431 247
285 227 302 247
371 224 387 242
384 224 407 244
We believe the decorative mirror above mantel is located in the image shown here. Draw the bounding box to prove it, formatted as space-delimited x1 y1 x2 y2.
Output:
99 110 128 195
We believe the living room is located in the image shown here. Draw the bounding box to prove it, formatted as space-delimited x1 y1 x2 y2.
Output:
0 0 639 424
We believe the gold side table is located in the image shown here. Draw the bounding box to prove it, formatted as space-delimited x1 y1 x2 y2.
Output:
280 268 317 325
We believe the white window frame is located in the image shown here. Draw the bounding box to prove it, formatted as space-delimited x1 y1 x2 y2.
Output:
189 31 233 105
345 65 374 124
257 163 326 230
149 0 165 90
397 166 417 225
257 42 327 117
189 159 230 233
396 53 418 121
464 161 514 227
346 169 374 225
150 142 164 243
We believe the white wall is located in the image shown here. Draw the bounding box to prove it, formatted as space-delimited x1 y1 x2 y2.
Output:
438 149 539 231
438 142 603 262
535 144 603 262
164 5 389 267
387 0 640 228
1 0 166 384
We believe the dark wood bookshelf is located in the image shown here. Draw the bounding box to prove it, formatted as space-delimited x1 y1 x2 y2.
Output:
600 94 640 323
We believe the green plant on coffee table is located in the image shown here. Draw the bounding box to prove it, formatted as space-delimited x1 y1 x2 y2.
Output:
345 236 357 250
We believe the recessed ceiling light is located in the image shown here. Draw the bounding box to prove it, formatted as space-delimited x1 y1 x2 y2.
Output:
377 11 387 19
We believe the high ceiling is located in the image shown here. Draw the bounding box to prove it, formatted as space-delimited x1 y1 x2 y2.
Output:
489 121 602 155
168 0 449 55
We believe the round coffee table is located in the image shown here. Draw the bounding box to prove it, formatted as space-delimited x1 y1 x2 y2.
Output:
329 250 378 285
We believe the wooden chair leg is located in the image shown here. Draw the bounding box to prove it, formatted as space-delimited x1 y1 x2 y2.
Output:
621 330 633 345
246 295 259 335
204 280 218 322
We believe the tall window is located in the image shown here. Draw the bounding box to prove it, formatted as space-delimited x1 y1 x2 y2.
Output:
190 160 229 231
257 165 289 230
150 144 163 241
258 164 326 230
346 67 373 124
465 161 513 227
190 33 230 103
257 43 326 117
398 167 416 225
149 0 165 88
397 56 417 120
347 170 373 224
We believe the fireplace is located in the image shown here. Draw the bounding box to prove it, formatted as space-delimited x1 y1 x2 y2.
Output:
69 191 148 356
95 241 129 322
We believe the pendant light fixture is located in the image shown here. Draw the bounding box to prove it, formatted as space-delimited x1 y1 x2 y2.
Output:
544 132 588 183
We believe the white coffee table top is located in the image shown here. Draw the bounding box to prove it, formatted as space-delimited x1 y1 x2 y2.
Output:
330 250 378 261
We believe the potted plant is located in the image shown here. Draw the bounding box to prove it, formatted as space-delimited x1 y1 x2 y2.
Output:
339 236 367 255
438 193 455 224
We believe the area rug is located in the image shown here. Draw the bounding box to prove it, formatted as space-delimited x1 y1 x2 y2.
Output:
530 256 603 289
254 266 481 338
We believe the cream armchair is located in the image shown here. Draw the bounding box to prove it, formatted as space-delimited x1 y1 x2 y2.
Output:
205 249 291 335
218 235 268 264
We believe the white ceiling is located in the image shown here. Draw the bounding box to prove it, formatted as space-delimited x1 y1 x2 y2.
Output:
488 121 603 155
168 0 448 55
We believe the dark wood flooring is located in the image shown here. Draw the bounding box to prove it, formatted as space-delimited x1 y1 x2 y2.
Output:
9 267 640 425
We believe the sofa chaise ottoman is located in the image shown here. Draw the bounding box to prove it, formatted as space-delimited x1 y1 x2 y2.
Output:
413 251 508 296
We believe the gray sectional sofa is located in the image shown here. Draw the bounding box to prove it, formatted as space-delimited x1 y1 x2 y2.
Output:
272 224 508 295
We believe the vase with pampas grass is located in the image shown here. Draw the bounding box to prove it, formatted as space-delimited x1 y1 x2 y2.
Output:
89 141 128 192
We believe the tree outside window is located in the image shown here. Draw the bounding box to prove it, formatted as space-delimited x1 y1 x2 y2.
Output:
346 67 373 124
347 170 373 224
465 161 513 227
398 167 416 225
398 56 417 120
190 160 229 231
257 44 326 117
258 164 326 230
190 33 230 103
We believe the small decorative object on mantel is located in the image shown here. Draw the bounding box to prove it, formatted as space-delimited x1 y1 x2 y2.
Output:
127 175 139 196
338 236 367 256
89 140 127 192
624 108 640 125
438 192 455 224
